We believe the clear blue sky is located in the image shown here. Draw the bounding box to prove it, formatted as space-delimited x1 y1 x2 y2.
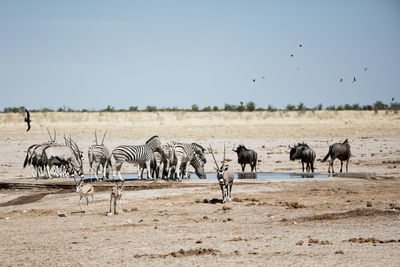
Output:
0 0 399 110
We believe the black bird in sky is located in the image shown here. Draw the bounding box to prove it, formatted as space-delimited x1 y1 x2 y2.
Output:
299 44 302 47
339 78 343 83
24 108 31 132
252 78 256 82
392 97 395 102
352 77 356 83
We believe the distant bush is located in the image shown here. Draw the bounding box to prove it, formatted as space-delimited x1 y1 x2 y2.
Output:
102 105 115 112
145 105 157 112
202 106 212 112
191 104 199 111
128 106 138 112
213 106 219 111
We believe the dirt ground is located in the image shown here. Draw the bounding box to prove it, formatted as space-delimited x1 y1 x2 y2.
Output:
0 111 399 266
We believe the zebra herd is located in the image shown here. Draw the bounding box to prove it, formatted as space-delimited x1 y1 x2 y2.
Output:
23 131 208 182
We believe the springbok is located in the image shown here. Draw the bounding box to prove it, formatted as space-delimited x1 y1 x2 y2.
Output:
109 181 124 214
75 178 94 212
210 144 234 203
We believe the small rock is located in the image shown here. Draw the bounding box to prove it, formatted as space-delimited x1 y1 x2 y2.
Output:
293 221 297 225
138 219 143 223
366 201 372 207
22 210 27 213
196 240 202 244
5 217 10 220
106 212 113 216
166 203 173 206
58 213 67 217
296 240 304 246
126 219 132 224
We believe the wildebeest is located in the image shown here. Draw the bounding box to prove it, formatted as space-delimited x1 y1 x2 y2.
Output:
210 144 234 203
289 143 316 173
321 139 351 173
232 145 257 172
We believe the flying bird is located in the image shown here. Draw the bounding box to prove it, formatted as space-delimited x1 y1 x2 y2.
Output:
24 108 31 132
299 44 302 47
339 78 343 83
252 78 256 82
352 77 356 83
290 54 294 57
392 97 395 102
364 67 368 71
261 76 265 79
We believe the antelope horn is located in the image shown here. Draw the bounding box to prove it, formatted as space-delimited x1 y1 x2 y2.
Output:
101 130 107 145
223 143 226 166
209 145 220 170
95 131 98 145
53 128 56 143
47 128 53 142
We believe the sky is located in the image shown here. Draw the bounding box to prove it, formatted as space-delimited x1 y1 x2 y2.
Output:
0 0 399 110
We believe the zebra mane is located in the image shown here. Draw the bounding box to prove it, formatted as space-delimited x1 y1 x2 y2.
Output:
146 135 160 144
191 142 205 152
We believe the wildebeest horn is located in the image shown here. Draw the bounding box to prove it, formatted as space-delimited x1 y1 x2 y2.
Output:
95 131 98 145
209 145 220 170
101 130 107 145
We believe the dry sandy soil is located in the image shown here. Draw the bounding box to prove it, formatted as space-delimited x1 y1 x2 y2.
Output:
0 111 399 266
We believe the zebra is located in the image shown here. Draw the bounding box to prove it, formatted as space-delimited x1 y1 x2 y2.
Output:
169 142 206 180
111 136 162 181
88 131 111 180
138 150 165 179
179 150 206 179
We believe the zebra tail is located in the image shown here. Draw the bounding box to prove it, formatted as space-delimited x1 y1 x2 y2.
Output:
321 146 332 162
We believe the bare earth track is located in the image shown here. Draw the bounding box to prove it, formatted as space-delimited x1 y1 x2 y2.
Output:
0 111 399 266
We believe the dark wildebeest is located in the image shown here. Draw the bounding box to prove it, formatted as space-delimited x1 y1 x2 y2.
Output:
232 145 257 172
321 139 351 173
289 143 316 173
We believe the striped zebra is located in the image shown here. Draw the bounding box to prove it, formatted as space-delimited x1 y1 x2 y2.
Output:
169 142 206 180
181 150 206 179
88 131 111 180
111 136 161 181
138 150 165 179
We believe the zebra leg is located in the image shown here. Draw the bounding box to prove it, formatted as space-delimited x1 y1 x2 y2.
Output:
158 162 164 180
146 160 152 180
116 163 124 181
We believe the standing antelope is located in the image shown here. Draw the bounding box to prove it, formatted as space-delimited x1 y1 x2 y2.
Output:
75 178 94 212
210 144 234 203
109 181 124 214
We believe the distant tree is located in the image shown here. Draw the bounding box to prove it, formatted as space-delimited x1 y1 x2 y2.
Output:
373 101 388 110
224 104 236 111
286 104 295 111
352 104 360 110
202 106 212 112
266 105 276 112
246 101 256 112
344 104 352 110
3 106 25 113
128 106 138 112
314 103 323 110
102 105 115 112
236 102 245 112
326 105 336 110
213 106 219 111
145 105 157 112
191 104 199 111
336 105 344 111
362 105 372 110
41 107 54 112
297 102 306 111
389 102 400 110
